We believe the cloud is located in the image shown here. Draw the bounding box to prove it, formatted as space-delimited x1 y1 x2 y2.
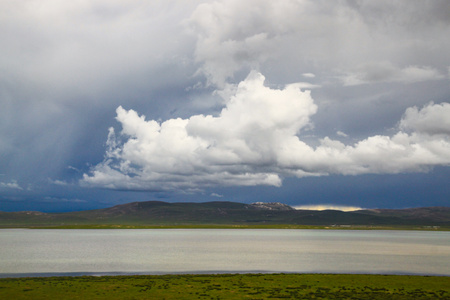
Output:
340 63 445 86
302 73 316 78
82 71 450 192
0 180 23 190
0 0 197 95
48 179 69 186
2 0 449 210
188 0 296 86
336 131 348 138
210 193 224 198
68 166 80 171
188 0 450 87
400 102 450 135
82 72 316 190
293 205 364 212
0 0 204 192
42 197 87 203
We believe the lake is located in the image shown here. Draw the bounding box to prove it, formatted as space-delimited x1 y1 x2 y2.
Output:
0 229 449 277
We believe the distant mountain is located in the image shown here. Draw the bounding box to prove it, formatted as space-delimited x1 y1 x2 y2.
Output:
359 207 450 224
0 201 449 228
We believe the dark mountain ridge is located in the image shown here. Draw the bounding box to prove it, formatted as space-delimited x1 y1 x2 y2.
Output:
0 201 449 227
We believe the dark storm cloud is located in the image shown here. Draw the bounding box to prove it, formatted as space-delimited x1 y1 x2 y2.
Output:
1 0 449 210
0 0 200 186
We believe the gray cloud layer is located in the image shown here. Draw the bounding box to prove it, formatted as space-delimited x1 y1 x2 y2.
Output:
188 0 450 87
1 0 449 201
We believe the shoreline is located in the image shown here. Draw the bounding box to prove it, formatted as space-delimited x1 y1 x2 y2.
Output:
2 271 449 279
1 224 449 230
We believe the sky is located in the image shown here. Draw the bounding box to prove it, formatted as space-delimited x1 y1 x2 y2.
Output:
1 0 449 212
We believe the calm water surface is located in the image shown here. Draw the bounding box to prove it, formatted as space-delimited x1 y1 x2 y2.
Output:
0 229 449 277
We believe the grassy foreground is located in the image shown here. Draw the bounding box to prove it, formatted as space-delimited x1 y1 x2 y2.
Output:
0 273 449 299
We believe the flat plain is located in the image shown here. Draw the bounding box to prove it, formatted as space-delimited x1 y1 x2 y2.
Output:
1 273 449 299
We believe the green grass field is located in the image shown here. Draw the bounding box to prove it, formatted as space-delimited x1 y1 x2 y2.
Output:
0 273 448 299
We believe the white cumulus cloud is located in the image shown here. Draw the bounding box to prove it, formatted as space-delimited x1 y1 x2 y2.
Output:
83 72 316 190
82 72 450 192
400 102 450 135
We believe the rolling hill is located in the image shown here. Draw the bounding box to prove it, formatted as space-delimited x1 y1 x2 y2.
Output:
0 201 449 228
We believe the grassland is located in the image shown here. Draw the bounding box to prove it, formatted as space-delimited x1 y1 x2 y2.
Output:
0 273 449 299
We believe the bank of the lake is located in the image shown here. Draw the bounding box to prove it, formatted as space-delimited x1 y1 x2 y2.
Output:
1 273 449 299
18 224 450 230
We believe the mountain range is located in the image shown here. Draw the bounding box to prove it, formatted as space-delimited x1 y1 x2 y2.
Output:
0 201 449 228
